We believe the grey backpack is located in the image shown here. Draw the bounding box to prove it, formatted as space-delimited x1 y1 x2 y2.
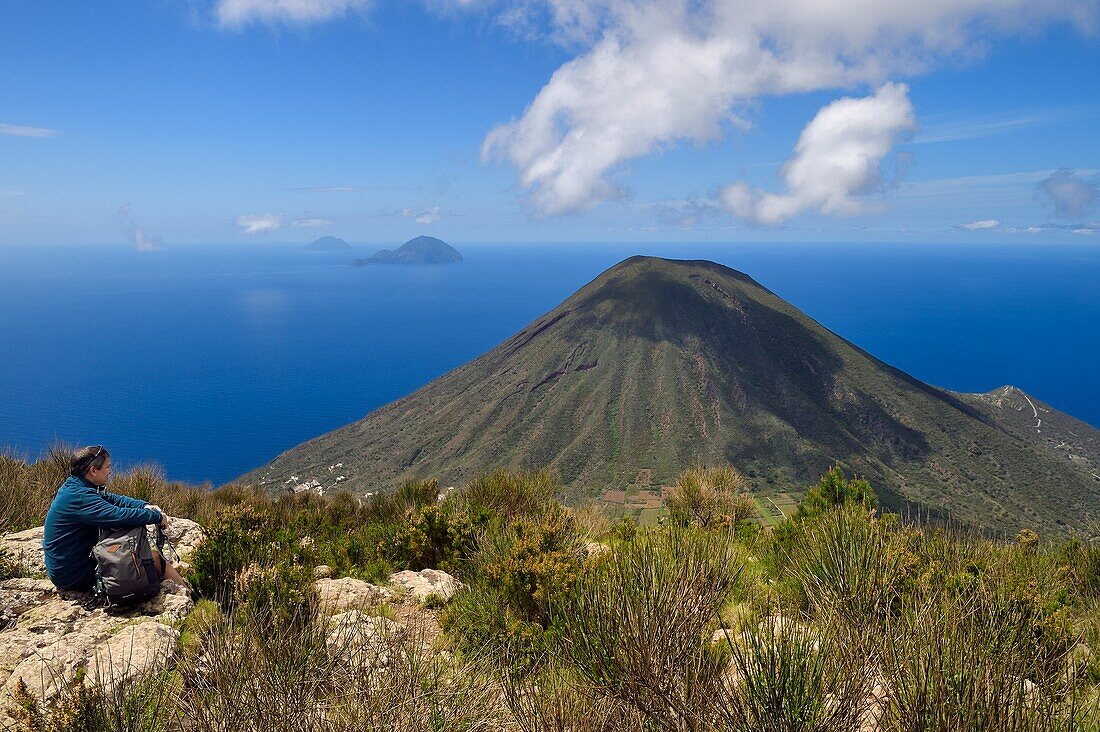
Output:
92 525 163 607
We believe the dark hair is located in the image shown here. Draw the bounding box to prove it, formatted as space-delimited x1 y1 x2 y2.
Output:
71 445 110 477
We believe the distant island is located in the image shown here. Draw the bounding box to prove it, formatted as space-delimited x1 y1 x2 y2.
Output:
353 236 462 265
303 236 352 252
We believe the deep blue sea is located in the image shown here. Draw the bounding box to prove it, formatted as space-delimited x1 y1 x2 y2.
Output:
2 242 1098 486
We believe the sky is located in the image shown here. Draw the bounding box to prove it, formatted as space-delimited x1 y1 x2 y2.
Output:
1 0 1099 247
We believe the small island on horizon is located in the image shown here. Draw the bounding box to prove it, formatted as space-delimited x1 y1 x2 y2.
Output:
353 236 462 265
303 236 352 252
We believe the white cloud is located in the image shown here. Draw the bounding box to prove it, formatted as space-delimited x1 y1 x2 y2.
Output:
0 190 26 198
237 213 284 234
1072 227 1097 236
1037 168 1098 218
216 0 371 28
401 206 442 224
291 216 332 227
957 218 1001 230
0 123 59 138
478 0 1097 216
720 83 915 225
913 107 1092 144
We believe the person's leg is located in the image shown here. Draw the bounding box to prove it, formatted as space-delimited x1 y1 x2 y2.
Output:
151 548 189 587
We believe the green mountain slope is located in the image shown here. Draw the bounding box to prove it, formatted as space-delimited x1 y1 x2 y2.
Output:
241 257 1100 535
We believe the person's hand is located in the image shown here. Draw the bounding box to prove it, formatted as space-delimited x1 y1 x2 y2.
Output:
144 504 162 514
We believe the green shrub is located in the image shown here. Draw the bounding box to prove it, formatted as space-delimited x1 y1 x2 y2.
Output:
480 508 584 626
189 503 274 605
719 613 868 732
551 530 744 729
666 465 753 529
788 502 903 628
390 502 476 573
452 469 559 522
796 463 876 519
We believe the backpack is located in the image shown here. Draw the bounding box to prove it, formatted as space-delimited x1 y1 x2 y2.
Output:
92 525 164 607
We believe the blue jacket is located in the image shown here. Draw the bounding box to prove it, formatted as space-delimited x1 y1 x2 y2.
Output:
43 475 164 590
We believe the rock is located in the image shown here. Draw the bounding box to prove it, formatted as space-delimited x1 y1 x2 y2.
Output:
0 578 191 721
0 527 46 576
326 611 404 666
136 581 194 623
313 564 334 579
584 542 611 559
314 577 392 612
84 622 178 693
162 518 204 560
389 569 463 603
0 579 57 622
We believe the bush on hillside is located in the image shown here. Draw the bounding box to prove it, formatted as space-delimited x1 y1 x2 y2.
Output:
390 502 476 574
796 463 876 519
551 530 744 729
452 469 559 523
666 465 754 529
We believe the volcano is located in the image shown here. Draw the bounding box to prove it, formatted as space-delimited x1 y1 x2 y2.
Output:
242 257 1100 535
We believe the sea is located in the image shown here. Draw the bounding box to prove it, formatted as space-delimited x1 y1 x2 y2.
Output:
2 242 1098 486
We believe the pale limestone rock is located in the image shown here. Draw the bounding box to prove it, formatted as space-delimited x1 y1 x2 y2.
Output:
137 580 194 623
326 611 404 671
313 564 334 579
162 518 204 560
0 579 57 621
314 577 392 612
0 583 189 720
3 622 113 704
84 622 178 693
389 569 463 603
0 630 42 688
584 542 611 559
0 527 46 576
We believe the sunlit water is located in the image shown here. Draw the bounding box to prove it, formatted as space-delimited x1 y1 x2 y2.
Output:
2 242 1097 485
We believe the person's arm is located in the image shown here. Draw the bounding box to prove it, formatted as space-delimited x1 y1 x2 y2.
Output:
74 490 163 530
101 490 151 511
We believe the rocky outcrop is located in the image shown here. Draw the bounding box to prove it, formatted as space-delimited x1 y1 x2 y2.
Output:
0 519 204 725
388 569 462 603
314 577 394 611
0 578 192 717
0 528 46 576
326 611 404 672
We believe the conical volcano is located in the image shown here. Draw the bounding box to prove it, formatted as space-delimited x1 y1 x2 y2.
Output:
242 256 1100 534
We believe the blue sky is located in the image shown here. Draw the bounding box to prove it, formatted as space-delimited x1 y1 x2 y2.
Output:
1 1 1098 246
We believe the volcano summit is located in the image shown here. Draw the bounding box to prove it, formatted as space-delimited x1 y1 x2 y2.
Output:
243 257 1100 535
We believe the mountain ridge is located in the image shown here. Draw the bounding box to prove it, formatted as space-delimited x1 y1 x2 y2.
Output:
242 256 1100 535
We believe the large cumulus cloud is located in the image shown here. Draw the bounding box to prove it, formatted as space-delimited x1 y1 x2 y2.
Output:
476 0 1096 219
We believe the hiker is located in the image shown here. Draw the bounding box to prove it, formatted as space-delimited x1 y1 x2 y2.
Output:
43 445 187 592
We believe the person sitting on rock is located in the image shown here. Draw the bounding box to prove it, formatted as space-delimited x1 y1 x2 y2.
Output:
43 445 187 592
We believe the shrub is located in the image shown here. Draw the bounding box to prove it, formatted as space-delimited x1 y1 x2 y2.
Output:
480 508 585 626
188 503 275 604
788 502 903 629
882 590 1082 731
234 560 315 631
551 530 743 729
718 613 868 732
390 502 476 574
452 469 559 523
796 463 876 519
666 465 753 529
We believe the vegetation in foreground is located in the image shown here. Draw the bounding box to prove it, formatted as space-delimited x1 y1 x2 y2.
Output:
2 447 1099 731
